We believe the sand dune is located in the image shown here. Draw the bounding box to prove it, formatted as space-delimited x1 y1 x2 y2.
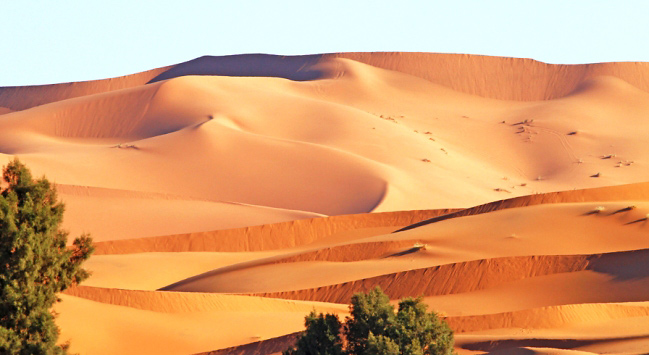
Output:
482 348 598 355
57 184 322 242
4 54 649 218
56 286 346 355
398 182 649 231
3 53 649 354
0 67 168 110
447 302 649 333
82 251 283 290
63 285 346 314
159 198 649 354
21 52 645 103
92 209 455 254
232 254 591 301
55 293 346 355
162 202 649 294
331 52 649 100
193 332 302 355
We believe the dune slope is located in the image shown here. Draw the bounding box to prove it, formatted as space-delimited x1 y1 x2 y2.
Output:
2 53 649 355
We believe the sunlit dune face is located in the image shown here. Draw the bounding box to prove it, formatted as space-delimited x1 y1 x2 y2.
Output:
3 53 649 355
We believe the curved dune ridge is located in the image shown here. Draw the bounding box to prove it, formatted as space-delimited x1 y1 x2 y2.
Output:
193 332 302 355
169 254 592 300
447 302 649 333
94 181 649 255
2 53 649 354
92 208 457 254
0 66 169 110
234 248 649 304
397 180 649 232
331 53 649 100
9 52 649 107
56 184 324 242
54 293 347 355
63 285 347 314
4 54 649 216
77 194 649 354
80 192 649 355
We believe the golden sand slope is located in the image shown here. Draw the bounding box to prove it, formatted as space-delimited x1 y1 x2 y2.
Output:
58 192 649 355
0 66 168 110
92 209 456 254
3 53 649 355
62 191 649 355
54 292 347 355
6 52 649 110
2 54 649 226
332 52 649 100
56 184 323 242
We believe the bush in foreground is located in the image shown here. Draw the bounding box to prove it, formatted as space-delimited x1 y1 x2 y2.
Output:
284 287 455 355
0 159 94 354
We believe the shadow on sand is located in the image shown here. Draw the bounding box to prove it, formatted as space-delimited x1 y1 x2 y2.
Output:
148 54 325 83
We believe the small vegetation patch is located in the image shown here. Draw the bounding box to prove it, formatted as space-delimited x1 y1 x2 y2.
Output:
284 287 455 355
413 242 427 250
113 143 138 149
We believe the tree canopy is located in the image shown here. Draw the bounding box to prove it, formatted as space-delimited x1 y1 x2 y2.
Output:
284 287 455 355
284 311 344 355
0 159 94 354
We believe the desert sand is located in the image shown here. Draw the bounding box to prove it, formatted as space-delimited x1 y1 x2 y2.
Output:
2 52 649 354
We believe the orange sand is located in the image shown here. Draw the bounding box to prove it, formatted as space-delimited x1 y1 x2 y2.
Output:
2 53 649 354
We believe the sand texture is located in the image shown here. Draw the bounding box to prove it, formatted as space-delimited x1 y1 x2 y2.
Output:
2 52 649 354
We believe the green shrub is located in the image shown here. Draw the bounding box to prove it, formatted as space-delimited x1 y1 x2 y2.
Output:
284 311 344 355
284 286 455 355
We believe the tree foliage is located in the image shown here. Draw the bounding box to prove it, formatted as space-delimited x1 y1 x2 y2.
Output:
284 287 455 355
284 311 344 355
392 298 454 355
345 287 396 355
0 159 94 354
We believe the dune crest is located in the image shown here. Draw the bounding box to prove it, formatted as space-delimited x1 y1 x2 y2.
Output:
2 52 649 354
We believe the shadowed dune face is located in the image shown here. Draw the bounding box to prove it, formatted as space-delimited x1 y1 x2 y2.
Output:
147 54 326 83
588 248 649 281
3 53 649 355
6 52 649 112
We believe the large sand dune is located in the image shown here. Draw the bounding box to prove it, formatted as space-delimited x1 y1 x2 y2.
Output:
3 52 649 354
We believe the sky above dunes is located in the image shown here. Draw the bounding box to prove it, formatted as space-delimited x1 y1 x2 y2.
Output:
1 0 647 86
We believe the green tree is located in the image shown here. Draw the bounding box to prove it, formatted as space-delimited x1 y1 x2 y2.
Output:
392 298 455 355
284 287 455 355
366 333 400 355
283 311 344 355
0 159 94 354
344 287 396 355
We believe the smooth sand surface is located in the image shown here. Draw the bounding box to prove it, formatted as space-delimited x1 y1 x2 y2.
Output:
56 184 323 242
4 55 649 218
3 53 649 354
55 293 347 355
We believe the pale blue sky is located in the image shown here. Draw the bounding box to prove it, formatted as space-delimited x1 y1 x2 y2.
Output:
1 0 647 86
